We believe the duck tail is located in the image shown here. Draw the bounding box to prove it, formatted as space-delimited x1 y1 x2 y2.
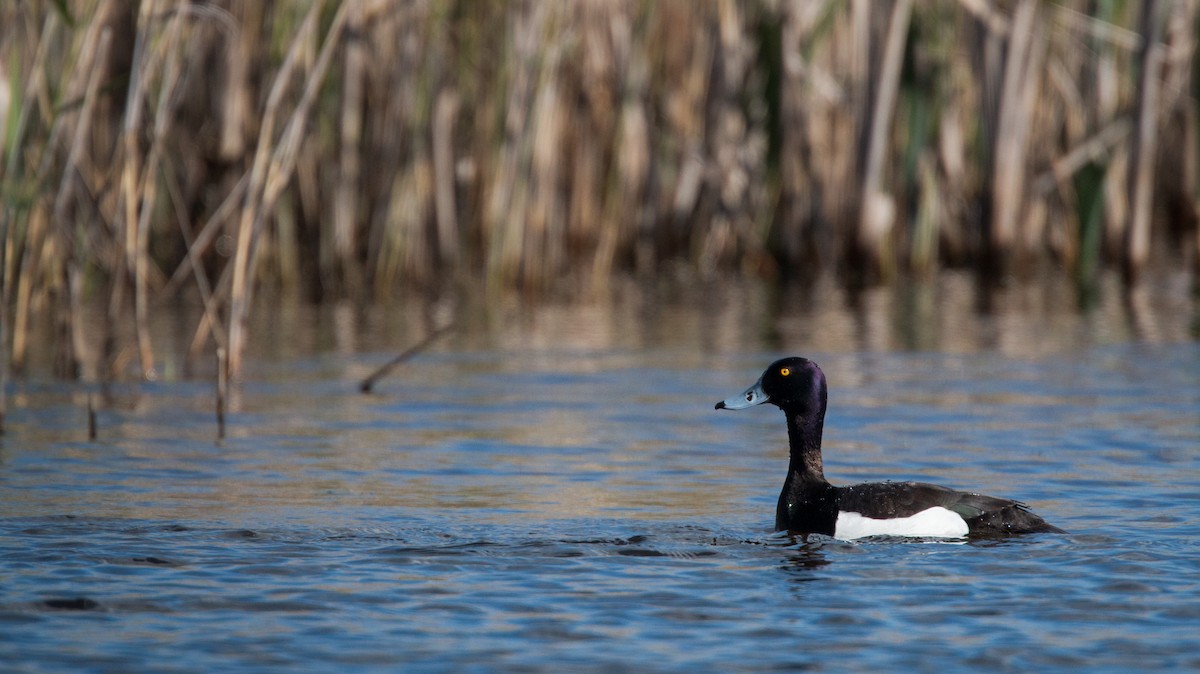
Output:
967 503 1066 537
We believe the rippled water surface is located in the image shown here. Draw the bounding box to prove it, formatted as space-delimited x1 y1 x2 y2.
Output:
2 297 1199 671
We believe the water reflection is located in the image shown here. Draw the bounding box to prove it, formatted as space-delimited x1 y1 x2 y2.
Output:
779 543 833 580
11 267 1192 386
249 267 1196 368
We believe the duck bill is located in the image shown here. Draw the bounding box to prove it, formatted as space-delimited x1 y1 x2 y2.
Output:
715 377 770 410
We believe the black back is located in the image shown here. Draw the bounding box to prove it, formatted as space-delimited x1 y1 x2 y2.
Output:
831 481 1065 536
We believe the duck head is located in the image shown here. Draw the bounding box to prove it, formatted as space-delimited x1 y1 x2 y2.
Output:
715 357 827 418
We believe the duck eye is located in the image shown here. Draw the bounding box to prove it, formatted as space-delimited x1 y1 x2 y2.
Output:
780 367 791 376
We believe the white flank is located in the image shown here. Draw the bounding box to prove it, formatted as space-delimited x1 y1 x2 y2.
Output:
834 506 969 541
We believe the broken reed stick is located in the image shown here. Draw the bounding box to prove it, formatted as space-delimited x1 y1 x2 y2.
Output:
216 347 227 440
359 323 454 394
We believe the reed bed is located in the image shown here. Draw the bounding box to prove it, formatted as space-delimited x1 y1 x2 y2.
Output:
0 0 1197 382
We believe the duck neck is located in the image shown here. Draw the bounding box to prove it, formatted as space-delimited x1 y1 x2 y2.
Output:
785 408 827 483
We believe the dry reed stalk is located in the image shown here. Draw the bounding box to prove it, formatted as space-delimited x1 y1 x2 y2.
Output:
525 28 567 291
225 7 309 381
11 210 47 372
115 0 161 380
1054 4 1140 51
912 153 940 277
380 162 433 291
432 88 461 268
1032 119 1131 197
987 0 1042 263
217 3 256 162
824 2 867 239
1 18 24 405
162 162 226 352
699 0 757 275
228 0 349 378
333 0 365 292
484 1 545 288
181 241 239 364
856 0 911 278
364 0 435 292
1123 0 1165 284
1157 1 1199 256
0 64 9 160
598 46 648 286
131 2 196 381
771 1 833 272
50 14 114 378
216 346 226 440
0 240 4 433
158 173 247 301
6 10 64 374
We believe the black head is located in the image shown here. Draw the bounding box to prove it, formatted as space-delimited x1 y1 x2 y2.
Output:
714 357 827 416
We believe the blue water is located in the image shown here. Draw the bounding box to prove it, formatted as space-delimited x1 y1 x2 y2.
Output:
2 340 1199 671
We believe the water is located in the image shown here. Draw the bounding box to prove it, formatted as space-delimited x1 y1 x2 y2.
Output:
2 278 1199 672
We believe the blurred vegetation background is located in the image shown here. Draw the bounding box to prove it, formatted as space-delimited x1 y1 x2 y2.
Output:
0 0 1198 381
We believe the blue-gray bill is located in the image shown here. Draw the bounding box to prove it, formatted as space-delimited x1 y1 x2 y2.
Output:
714 377 769 410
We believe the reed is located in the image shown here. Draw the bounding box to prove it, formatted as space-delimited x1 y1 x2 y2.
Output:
0 0 1196 380
215 346 226 440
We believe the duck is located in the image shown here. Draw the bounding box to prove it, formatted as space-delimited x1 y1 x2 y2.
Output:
715 356 1064 540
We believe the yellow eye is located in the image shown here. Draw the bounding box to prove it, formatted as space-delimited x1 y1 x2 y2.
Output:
780 367 791 376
